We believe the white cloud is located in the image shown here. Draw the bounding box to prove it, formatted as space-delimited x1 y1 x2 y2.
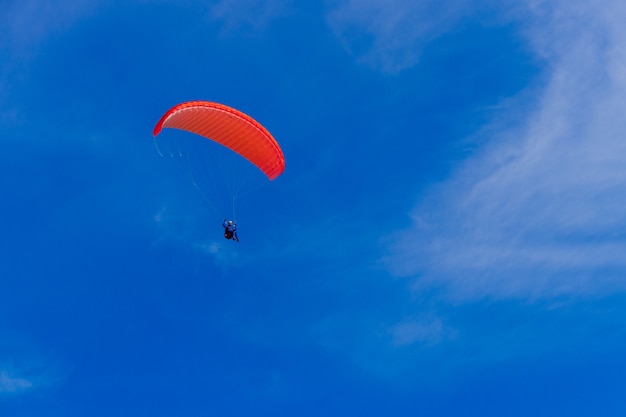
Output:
0 371 32 394
389 315 454 347
327 0 472 73
209 0 293 33
385 0 626 300
193 239 241 266
0 0 105 52
0 0 106 117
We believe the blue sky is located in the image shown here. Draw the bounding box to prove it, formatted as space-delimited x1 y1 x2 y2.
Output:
2 0 626 415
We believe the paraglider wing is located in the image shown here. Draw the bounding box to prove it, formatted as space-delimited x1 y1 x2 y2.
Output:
153 101 285 180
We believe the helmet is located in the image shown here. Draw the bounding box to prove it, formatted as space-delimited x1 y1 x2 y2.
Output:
228 221 233 225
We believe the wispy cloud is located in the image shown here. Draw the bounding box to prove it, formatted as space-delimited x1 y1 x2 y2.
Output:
389 315 455 347
385 0 626 300
0 0 105 116
326 0 472 73
209 0 293 34
0 371 32 394
0 347 69 397
0 360 62 395
0 0 103 52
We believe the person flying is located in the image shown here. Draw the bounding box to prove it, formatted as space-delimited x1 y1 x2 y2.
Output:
223 219 239 242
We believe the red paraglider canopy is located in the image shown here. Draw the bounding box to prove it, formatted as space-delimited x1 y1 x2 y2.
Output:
153 101 285 180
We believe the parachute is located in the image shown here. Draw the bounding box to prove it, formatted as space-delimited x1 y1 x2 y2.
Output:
152 101 284 219
153 101 284 180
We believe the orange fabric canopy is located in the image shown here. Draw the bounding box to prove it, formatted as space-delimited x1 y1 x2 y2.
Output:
153 101 285 180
